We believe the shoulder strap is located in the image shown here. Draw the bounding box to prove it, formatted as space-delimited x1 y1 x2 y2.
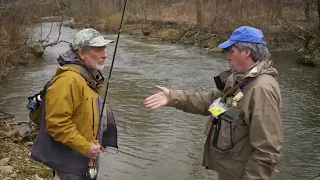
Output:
63 64 101 93
28 64 101 104
222 77 254 100
27 78 53 102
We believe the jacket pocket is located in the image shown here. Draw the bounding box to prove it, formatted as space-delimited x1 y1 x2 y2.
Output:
78 88 98 139
87 97 99 138
211 107 247 153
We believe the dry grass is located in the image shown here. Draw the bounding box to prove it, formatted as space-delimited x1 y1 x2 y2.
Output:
84 0 316 35
106 0 318 51
116 0 317 36
149 1 196 25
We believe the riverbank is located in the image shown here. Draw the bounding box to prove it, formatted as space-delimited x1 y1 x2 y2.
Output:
66 16 320 67
67 18 300 51
0 112 52 180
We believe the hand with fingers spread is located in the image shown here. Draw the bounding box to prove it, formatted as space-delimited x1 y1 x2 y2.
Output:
144 85 170 109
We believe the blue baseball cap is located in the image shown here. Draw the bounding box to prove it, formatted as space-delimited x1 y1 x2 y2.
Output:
218 26 267 49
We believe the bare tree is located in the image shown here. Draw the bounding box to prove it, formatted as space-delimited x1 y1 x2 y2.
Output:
196 0 203 28
305 0 311 21
119 0 124 11
211 0 219 24
318 0 320 32
277 0 283 18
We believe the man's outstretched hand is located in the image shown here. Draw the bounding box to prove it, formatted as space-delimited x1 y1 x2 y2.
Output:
144 85 170 109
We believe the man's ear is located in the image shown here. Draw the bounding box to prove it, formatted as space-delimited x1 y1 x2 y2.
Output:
77 49 85 60
244 50 251 59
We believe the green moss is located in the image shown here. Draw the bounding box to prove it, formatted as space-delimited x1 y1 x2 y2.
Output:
296 40 320 67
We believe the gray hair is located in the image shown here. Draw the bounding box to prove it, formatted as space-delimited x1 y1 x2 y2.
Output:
71 45 91 59
234 42 271 62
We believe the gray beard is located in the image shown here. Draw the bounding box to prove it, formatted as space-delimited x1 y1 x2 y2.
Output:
87 58 105 70
229 62 235 73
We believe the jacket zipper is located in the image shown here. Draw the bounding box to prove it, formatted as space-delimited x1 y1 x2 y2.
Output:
92 99 95 137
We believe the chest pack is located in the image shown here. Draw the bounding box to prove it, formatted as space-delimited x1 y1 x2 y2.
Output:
205 75 256 152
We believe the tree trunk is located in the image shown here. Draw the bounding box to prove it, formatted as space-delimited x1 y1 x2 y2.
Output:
89 0 93 13
196 0 203 28
214 0 219 23
277 0 283 18
304 0 310 21
318 0 320 32
119 0 123 11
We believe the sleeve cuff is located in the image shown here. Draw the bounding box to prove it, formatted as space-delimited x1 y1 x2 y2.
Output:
167 90 181 107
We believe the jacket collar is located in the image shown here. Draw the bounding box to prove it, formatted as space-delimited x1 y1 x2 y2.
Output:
216 60 277 94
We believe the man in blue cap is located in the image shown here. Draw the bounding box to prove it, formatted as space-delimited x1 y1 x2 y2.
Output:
144 26 283 179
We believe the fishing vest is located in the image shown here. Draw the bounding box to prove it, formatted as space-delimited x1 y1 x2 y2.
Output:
205 72 254 152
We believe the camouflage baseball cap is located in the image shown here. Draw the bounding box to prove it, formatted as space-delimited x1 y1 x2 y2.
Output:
72 28 114 50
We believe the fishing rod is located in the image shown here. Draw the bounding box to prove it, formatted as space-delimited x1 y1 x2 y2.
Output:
100 0 128 121
86 1 128 180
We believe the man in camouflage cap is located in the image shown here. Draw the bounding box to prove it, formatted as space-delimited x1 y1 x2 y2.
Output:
72 28 114 50
71 28 114 70
31 28 115 180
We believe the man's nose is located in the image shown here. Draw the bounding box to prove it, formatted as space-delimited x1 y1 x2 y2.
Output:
102 51 107 59
227 54 231 61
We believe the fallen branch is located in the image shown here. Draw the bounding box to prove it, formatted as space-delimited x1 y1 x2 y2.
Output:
0 109 14 118
285 20 319 39
43 40 71 48
42 0 71 49
0 118 15 122
180 31 193 42
42 17 65 49
288 31 306 41
282 20 319 40
8 121 30 126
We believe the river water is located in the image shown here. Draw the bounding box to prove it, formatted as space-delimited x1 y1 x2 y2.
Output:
0 23 319 180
